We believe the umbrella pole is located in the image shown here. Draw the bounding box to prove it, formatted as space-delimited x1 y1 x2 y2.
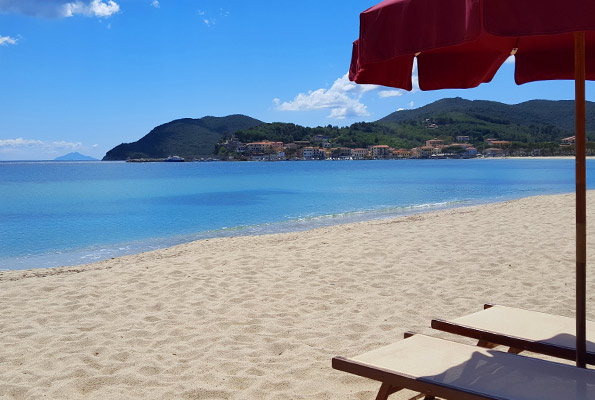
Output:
575 31 587 369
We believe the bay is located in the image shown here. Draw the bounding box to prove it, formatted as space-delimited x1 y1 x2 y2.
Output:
0 158 590 270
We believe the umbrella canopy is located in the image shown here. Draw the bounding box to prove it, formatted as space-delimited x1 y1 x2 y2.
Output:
351 0 595 89
350 0 594 368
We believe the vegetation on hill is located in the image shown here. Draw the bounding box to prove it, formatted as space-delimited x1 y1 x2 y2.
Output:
102 115 263 160
227 98 595 156
103 98 595 160
381 98 595 133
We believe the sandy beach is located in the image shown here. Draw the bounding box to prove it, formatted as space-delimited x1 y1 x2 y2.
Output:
1 192 594 399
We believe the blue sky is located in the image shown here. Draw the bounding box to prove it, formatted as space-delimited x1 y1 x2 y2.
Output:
0 0 594 160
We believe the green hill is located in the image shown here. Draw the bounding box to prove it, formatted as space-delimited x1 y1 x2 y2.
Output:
228 98 594 153
103 98 595 160
102 115 263 161
377 97 595 146
381 98 595 133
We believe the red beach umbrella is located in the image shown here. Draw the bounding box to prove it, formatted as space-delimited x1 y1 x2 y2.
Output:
350 0 595 368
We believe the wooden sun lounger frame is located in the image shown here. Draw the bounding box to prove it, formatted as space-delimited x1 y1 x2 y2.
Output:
332 356 475 400
333 332 494 400
431 304 595 365
332 332 595 400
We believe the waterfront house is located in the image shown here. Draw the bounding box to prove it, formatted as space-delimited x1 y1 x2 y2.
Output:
331 147 353 159
412 146 439 158
489 140 512 147
456 135 470 142
426 138 444 148
351 148 369 159
312 148 326 159
301 147 314 159
561 136 576 146
245 141 284 155
464 147 478 157
483 147 504 157
369 145 392 158
393 148 411 158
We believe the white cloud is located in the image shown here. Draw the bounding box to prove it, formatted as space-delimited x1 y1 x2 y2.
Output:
64 0 119 17
197 8 229 26
378 90 403 98
151 0 159 8
0 0 120 18
0 35 17 46
274 74 378 119
505 55 515 64
0 138 43 147
275 66 421 120
0 138 83 151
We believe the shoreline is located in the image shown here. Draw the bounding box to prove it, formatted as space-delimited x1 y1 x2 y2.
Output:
1 191 595 399
2 190 575 271
1 189 592 279
4 155 595 163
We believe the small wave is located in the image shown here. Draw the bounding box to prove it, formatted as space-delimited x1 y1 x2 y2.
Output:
187 199 472 239
0 198 500 270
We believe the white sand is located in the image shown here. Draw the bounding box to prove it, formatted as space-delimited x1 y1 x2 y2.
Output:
1 192 594 399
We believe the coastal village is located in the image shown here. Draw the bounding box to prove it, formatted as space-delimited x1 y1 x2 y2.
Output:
217 134 577 161
110 99 590 163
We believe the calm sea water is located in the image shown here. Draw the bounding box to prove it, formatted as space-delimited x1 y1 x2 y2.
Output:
1 159 592 270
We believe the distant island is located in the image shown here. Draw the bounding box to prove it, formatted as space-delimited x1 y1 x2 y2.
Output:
103 98 595 161
55 152 98 161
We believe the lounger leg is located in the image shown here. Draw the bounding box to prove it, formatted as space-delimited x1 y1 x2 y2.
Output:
375 382 401 400
477 340 498 349
507 347 522 354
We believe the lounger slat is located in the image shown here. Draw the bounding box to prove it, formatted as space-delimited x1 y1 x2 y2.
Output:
431 305 595 364
333 335 595 400
333 356 497 400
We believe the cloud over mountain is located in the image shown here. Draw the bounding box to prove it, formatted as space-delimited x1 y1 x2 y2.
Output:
274 74 378 119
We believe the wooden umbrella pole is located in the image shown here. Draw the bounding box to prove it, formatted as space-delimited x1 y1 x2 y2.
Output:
575 30 587 369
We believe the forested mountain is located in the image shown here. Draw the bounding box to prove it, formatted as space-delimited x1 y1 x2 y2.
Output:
378 97 595 143
380 98 593 131
103 98 595 160
103 115 263 160
231 98 595 151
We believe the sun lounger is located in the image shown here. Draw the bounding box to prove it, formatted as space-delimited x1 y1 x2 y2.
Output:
431 304 595 365
332 334 595 400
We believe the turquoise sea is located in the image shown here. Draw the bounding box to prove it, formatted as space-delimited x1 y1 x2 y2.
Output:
1 159 593 270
